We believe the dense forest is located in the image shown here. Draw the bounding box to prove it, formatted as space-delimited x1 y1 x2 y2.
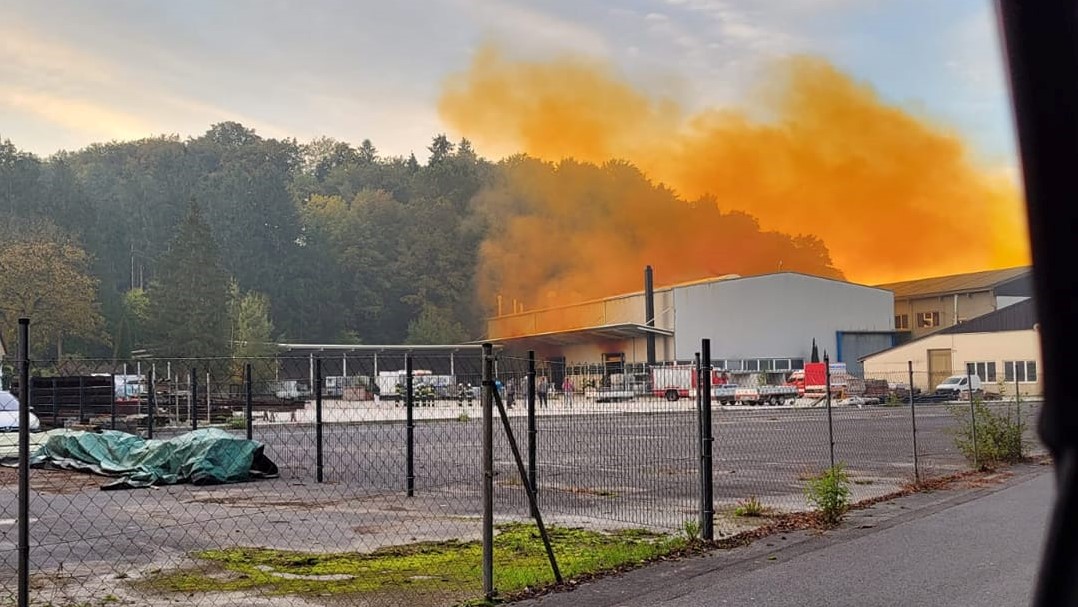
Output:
0 122 841 359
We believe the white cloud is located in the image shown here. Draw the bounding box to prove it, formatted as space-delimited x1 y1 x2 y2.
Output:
0 87 153 141
457 0 610 57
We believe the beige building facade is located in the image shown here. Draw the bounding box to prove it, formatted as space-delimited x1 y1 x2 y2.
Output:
876 267 1032 339
862 299 1041 396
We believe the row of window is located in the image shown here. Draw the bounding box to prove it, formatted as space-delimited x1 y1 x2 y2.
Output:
895 312 941 330
965 360 1038 383
557 358 805 375
727 358 805 372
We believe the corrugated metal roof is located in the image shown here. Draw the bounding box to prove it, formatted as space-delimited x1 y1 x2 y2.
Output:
874 266 1032 299
939 298 1037 334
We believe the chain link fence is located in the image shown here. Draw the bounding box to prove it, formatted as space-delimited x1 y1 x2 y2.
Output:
1 333 1043 606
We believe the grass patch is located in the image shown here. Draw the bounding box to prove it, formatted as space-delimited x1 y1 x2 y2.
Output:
682 518 700 542
226 416 247 430
733 495 766 517
142 523 685 603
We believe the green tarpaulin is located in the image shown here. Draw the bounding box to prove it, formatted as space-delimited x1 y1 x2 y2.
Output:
25 428 278 490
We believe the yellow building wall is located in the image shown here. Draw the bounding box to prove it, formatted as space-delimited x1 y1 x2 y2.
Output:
896 291 998 338
863 329 1042 395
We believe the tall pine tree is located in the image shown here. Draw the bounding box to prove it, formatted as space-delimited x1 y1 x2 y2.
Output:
147 201 230 357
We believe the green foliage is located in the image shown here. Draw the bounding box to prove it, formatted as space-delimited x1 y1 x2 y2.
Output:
0 222 108 358
146 202 230 358
112 288 149 359
230 284 276 357
143 523 685 601
733 495 765 517
951 400 1025 468
407 304 469 344
805 465 851 525
227 417 248 430
682 518 700 542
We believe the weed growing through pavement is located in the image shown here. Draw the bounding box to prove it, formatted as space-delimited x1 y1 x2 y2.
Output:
805 464 851 526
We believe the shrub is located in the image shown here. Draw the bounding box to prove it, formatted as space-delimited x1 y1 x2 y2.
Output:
805 464 851 525
733 495 765 517
951 400 1024 469
227 417 247 430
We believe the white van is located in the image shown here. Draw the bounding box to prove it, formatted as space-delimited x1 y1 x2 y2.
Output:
935 374 983 398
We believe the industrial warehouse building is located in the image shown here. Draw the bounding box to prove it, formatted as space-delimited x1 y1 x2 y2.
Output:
875 266 1033 339
862 298 1041 396
487 271 897 379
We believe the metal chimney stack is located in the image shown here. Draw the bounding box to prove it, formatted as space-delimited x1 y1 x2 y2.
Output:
645 265 656 365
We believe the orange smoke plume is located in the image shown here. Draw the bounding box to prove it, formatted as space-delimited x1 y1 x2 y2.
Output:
440 47 1030 308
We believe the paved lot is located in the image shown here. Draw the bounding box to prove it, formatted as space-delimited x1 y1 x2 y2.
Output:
521 465 1053 607
0 400 1041 605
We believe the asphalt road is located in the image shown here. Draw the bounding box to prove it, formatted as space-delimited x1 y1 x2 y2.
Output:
523 467 1054 607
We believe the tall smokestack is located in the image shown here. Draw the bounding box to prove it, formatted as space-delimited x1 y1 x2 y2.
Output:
645 265 656 366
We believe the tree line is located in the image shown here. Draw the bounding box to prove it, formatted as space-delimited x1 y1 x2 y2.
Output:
0 122 840 360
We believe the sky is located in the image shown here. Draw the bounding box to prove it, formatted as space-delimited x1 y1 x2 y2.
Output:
0 0 1016 170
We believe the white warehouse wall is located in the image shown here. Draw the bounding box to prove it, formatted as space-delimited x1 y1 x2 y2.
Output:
672 273 894 362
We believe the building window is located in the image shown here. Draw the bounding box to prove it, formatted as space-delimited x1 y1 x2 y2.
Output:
791 358 805 370
743 359 759 371
965 361 997 383
916 311 941 328
774 359 791 371
895 314 910 330
759 359 774 371
1004 360 1038 383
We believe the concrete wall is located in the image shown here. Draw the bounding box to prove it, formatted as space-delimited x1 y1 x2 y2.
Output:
862 329 1042 395
672 274 894 362
896 291 998 338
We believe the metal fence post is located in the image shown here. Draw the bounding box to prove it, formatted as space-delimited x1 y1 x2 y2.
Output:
147 367 155 439
405 353 414 497
51 377 58 428
315 357 324 484
908 361 920 484
110 373 117 430
17 318 30 607
1016 374 1023 457
527 350 538 512
825 354 835 469
190 368 198 430
699 339 714 542
77 375 85 425
245 363 253 440
967 369 979 469
481 343 494 600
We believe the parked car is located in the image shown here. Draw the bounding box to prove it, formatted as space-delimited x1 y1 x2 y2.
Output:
0 390 40 432
934 374 983 399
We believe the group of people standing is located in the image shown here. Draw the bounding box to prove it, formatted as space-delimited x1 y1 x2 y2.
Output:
501 376 576 408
